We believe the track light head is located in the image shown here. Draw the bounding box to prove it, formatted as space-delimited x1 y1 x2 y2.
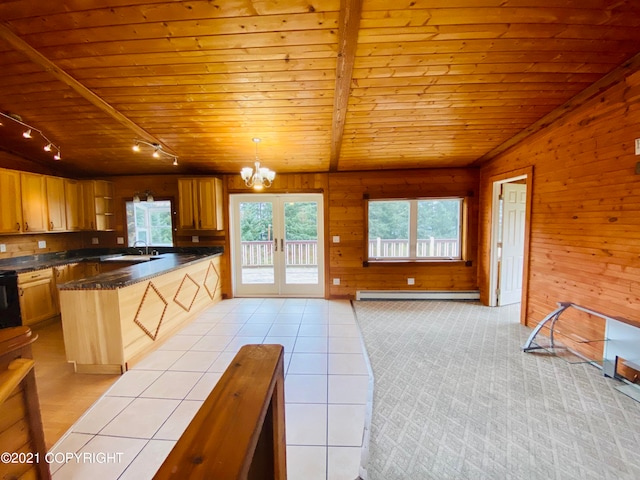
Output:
44 143 52 152
23 129 32 139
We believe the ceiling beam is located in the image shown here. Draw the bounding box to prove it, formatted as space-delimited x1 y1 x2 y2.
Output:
329 0 363 172
0 22 173 153
475 51 640 165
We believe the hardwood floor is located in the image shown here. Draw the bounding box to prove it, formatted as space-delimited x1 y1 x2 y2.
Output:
30 319 119 449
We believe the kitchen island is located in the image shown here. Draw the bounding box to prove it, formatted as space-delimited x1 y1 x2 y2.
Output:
58 252 223 374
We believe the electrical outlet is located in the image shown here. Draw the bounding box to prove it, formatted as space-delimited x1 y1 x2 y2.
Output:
332 235 340 243
333 278 340 285
192 236 200 243
407 277 415 285
117 237 125 245
0 244 6 253
38 240 46 249
91 237 99 244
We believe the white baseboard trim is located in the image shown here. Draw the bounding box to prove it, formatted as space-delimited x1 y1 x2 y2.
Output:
355 290 480 301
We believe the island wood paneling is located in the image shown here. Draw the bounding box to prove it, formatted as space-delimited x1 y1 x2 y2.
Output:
328 169 479 297
478 67 640 360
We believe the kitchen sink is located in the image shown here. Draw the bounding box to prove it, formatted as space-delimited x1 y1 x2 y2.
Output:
102 254 163 262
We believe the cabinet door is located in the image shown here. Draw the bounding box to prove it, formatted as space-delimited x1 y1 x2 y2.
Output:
46 176 67 231
81 180 96 230
20 172 48 233
177 179 197 229
18 270 57 325
197 177 223 230
0 168 23 233
64 179 83 231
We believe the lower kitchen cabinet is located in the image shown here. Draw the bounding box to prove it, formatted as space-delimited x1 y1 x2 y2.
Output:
18 269 58 326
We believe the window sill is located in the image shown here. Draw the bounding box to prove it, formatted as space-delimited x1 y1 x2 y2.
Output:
364 259 471 267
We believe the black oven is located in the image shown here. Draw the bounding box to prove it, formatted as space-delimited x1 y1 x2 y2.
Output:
0 270 21 329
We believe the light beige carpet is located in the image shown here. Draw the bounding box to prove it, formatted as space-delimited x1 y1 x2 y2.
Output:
353 300 640 480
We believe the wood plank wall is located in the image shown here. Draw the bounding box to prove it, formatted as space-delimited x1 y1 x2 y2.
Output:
328 169 479 297
479 68 640 360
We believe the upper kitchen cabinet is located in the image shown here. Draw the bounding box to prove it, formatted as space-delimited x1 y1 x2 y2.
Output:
80 180 115 231
93 180 115 231
20 172 48 233
0 168 23 234
64 179 83 231
45 176 67 232
178 177 223 231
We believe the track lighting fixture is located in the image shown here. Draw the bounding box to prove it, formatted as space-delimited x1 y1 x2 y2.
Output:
132 139 178 165
0 111 61 161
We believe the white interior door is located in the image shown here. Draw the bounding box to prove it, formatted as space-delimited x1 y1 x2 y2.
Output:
498 183 526 306
231 194 324 297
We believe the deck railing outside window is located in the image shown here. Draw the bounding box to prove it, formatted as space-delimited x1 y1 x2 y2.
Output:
368 238 459 258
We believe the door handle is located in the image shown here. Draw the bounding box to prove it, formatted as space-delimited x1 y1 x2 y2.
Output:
281 239 284 251
274 238 278 252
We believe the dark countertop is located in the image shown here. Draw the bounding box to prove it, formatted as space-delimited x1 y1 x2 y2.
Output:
0 247 223 290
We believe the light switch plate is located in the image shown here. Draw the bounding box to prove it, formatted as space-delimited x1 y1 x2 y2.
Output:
332 235 340 243
0 244 6 253
407 277 415 285
91 237 99 244
117 237 124 245
333 278 340 285
192 236 200 243
635 138 640 155
38 240 46 249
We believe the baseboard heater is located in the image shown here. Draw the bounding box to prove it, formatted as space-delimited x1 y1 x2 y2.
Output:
356 290 480 301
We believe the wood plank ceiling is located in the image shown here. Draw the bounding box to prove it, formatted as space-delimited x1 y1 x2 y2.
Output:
0 0 639 176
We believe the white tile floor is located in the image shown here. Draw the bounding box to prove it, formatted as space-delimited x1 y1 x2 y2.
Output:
49 298 370 480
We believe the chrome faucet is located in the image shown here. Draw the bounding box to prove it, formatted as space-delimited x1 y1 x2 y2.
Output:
133 240 149 255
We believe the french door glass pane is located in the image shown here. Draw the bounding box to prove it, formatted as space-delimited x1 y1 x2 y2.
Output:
239 202 274 284
284 201 318 285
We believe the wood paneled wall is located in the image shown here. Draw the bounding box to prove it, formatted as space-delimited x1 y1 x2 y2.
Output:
479 68 640 360
328 169 479 297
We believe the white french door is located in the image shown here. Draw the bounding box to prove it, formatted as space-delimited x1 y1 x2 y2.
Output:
231 194 324 297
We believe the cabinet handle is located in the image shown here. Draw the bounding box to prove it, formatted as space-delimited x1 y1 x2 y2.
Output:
55 268 61 277
50 221 54 229
16 222 20 231
19 288 24 297
198 219 201 228
24 222 29 231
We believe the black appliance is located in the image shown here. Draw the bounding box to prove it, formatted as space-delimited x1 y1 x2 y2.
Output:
0 270 21 329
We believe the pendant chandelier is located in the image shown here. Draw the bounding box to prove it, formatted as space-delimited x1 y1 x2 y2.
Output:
240 138 276 190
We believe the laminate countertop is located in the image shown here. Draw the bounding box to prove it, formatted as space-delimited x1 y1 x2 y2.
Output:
0 248 223 290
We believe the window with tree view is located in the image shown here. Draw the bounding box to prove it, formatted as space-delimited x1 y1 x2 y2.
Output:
126 200 174 247
367 198 462 260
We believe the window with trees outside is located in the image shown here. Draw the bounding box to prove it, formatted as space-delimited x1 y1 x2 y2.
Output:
126 200 174 247
367 198 463 261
